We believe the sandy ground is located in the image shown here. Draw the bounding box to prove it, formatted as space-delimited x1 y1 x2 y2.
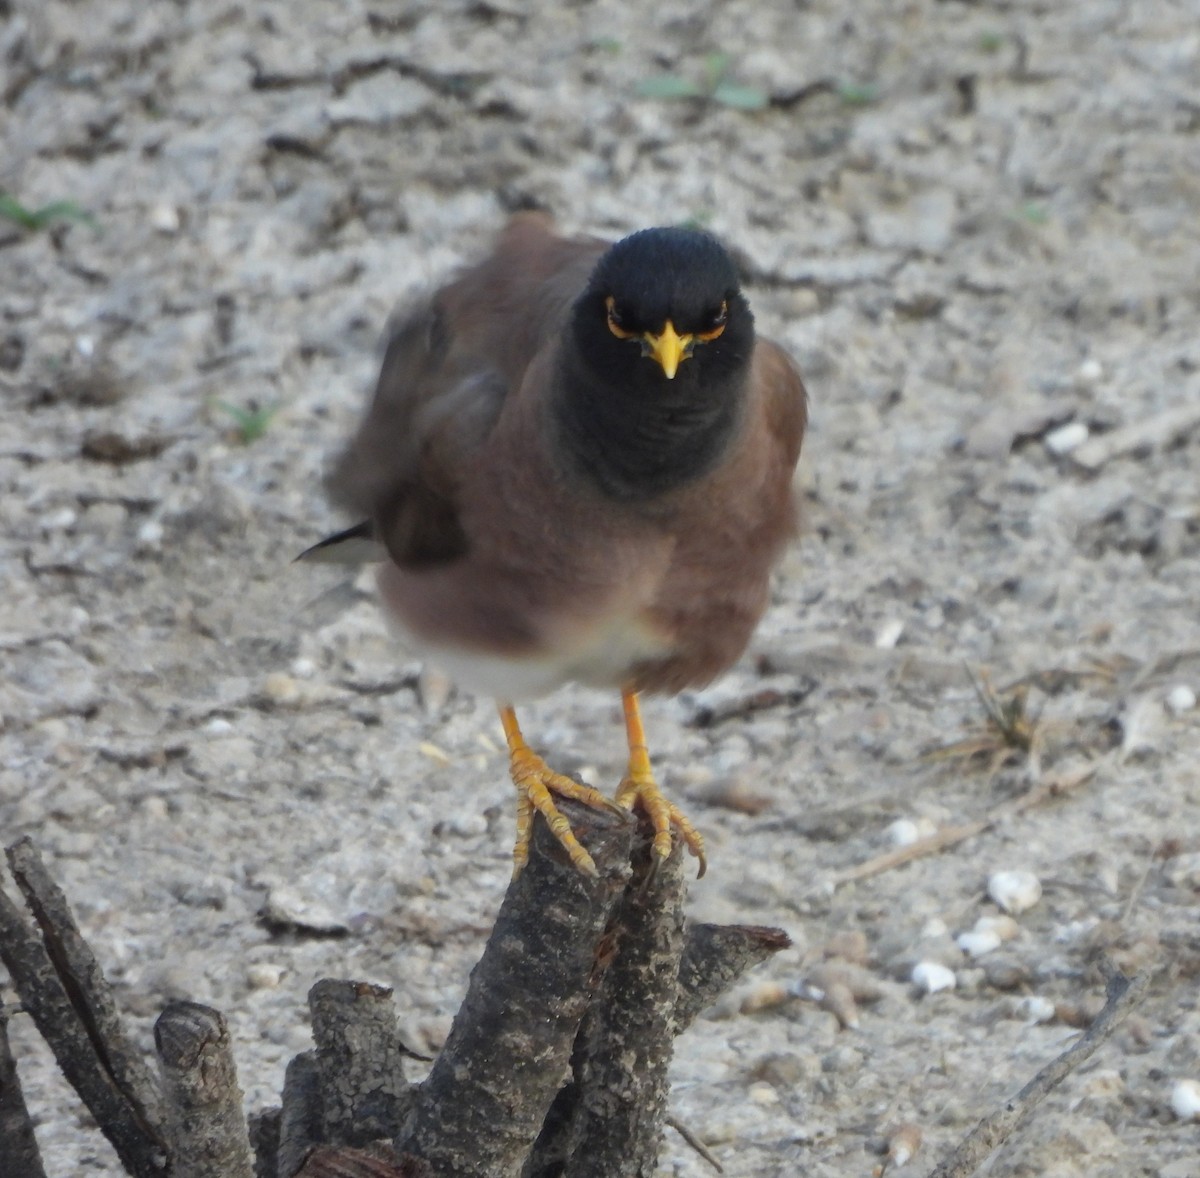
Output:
3 1 1200 1174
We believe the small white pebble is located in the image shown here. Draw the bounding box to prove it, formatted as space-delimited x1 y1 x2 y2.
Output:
263 672 299 703
956 928 1002 958
919 917 949 939
1170 1078 1200 1121
42 507 77 531
874 618 905 649
1016 995 1057 1024
988 869 1042 915
884 1122 923 1169
75 335 95 358
290 657 317 680
912 961 956 994
418 741 451 766
747 1081 780 1106
246 962 285 990
204 717 234 735
1045 421 1089 455
973 913 1020 942
1076 358 1103 385
886 818 921 847
1166 685 1196 715
136 518 164 548
150 201 181 234
141 796 169 820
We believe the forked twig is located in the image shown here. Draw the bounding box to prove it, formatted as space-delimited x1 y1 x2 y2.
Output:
829 758 1103 888
927 968 1151 1177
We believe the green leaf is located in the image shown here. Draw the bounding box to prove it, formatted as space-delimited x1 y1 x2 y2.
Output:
591 35 621 53
636 74 704 100
978 30 1005 53
0 192 98 231
712 80 770 111
0 193 39 229
213 399 281 444
702 51 731 89
837 81 878 107
1014 201 1049 225
31 201 98 230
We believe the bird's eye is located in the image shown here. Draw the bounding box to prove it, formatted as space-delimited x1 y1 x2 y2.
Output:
605 296 636 341
696 300 728 343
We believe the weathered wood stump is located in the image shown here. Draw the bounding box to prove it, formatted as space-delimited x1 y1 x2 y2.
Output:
0 805 790 1178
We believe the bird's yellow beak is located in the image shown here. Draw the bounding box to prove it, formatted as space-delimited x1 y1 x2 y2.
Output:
642 321 695 380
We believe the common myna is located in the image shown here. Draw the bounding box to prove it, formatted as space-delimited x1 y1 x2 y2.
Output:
302 213 807 878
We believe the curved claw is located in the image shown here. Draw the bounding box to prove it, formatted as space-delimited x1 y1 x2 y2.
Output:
615 773 707 878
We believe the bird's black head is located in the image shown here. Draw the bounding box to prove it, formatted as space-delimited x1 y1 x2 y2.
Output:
571 227 754 392
557 228 756 501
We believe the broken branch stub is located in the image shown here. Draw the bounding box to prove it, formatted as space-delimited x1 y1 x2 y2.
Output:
397 796 635 1178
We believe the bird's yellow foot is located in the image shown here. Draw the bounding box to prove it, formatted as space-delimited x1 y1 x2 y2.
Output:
619 689 707 877
501 706 621 879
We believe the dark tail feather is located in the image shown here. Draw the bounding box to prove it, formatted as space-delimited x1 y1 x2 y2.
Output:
294 521 385 564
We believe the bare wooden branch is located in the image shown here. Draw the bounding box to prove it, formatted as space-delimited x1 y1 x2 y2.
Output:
0 878 168 1178
296 1144 429 1177
564 833 686 1177
1071 402 1200 471
398 797 635 1178
249 1108 282 1178
154 1002 255 1178
279 1051 326 1178
309 980 415 1147
0 999 48 1178
674 923 793 1033
7 838 168 1135
928 969 1151 1178
527 849 790 1177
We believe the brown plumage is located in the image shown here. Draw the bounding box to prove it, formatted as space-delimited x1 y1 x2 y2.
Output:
304 213 807 877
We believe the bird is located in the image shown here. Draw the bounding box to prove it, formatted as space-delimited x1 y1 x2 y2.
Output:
300 213 807 880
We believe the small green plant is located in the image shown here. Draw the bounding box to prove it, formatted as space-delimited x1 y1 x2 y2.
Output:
212 399 281 444
676 210 715 232
0 192 98 232
637 52 769 112
978 30 1006 53
1014 201 1050 225
836 81 878 107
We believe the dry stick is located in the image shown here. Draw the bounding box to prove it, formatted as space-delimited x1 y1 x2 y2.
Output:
0 879 168 1178
927 969 1151 1178
249 1108 283 1178
398 796 635 1178
527 916 792 1175
563 831 686 1178
308 979 415 1148
664 1115 723 1174
0 999 48 1178
6 837 169 1142
296 1144 428 1177
674 923 793 1033
154 1001 255 1178
278 1051 326 1178
829 759 1102 887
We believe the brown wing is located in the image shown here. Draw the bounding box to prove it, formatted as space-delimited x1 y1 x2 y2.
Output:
754 337 808 476
326 213 606 567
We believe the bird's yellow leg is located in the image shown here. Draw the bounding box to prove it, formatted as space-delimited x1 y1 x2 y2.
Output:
500 704 618 880
615 689 707 877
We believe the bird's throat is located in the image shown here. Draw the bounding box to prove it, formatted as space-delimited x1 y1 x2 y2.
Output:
553 355 743 502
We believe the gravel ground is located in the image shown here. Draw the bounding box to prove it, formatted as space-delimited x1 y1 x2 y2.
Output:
3 1 1200 1175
